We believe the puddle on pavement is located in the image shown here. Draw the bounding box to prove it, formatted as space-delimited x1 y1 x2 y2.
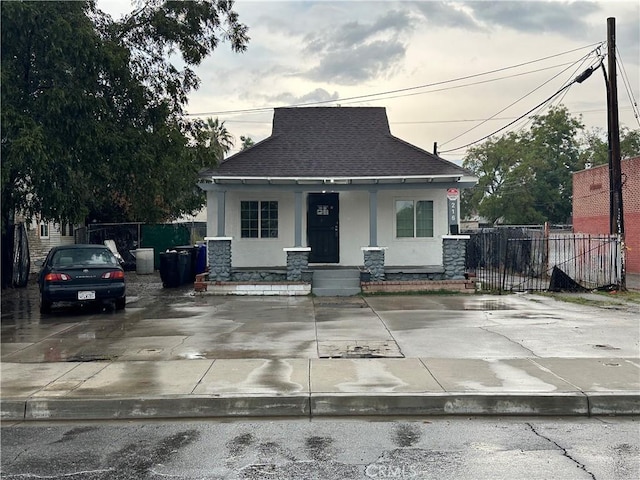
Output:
463 299 511 311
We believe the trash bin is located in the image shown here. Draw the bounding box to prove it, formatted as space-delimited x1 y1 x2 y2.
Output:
159 251 180 288
135 248 154 274
172 245 197 283
195 243 207 275
176 250 193 285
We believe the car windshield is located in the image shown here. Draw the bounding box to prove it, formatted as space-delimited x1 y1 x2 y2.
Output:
52 248 118 267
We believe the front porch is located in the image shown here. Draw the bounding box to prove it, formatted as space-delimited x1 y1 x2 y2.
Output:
195 235 475 296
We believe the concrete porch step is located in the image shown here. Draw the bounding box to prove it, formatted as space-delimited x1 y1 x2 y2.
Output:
312 286 362 297
312 269 361 296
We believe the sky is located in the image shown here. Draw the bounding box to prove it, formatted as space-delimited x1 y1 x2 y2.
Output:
99 0 640 162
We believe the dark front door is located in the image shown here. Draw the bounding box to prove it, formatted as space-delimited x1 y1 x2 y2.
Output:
307 193 339 263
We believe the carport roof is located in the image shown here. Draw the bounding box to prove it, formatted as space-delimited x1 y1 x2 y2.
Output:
199 107 475 184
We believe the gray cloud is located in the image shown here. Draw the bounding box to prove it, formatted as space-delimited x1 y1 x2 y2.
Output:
307 40 406 84
302 9 415 84
466 1 600 36
412 1 480 30
265 88 340 106
411 1 602 39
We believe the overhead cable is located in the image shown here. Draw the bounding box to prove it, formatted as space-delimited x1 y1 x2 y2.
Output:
186 43 604 117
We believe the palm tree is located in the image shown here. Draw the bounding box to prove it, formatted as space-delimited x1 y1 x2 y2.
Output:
205 117 234 162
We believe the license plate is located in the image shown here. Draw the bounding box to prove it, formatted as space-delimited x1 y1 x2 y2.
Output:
78 291 96 300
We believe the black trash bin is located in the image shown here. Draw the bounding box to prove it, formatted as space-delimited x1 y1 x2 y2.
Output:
159 251 180 288
172 245 197 283
176 250 194 286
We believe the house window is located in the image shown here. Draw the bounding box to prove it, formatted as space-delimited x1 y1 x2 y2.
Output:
39 221 50 238
396 200 433 238
241 201 278 238
60 223 74 237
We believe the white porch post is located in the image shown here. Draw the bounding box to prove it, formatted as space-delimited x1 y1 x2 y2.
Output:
217 190 226 237
369 189 378 247
294 191 303 247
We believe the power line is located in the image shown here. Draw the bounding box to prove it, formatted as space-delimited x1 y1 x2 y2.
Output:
439 55 604 154
616 47 640 127
440 50 597 147
185 43 604 117
439 83 576 154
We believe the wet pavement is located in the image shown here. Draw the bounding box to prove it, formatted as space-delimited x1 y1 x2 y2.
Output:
1 272 639 420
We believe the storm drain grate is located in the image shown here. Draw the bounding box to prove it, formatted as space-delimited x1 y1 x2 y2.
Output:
318 340 404 358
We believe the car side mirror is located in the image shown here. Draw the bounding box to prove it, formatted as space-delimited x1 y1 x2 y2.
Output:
34 259 44 267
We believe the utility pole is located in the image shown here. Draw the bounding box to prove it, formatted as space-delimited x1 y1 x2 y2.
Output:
607 17 626 290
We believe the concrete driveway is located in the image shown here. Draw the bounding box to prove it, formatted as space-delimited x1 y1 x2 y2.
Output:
2 272 638 363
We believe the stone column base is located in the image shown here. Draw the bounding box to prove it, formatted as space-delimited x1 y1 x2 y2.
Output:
284 247 311 281
362 247 387 281
205 237 232 281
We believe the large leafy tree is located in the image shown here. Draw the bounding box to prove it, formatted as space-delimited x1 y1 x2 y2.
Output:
581 127 640 167
463 106 639 225
1 0 248 229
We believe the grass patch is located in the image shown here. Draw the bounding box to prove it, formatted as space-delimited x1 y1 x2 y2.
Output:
540 290 640 308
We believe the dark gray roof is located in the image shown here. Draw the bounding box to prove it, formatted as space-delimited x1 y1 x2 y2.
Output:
201 107 470 178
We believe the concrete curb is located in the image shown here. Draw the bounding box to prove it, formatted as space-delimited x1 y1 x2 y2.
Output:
3 392 638 421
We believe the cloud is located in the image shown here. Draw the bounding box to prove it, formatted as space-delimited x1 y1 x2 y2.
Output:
264 88 340 106
465 1 601 37
412 1 480 30
301 9 415 84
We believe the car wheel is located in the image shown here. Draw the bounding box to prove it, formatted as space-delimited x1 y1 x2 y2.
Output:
40 293 52 314
115 296 126 310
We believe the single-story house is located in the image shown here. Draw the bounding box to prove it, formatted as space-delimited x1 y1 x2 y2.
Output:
198 107 477 294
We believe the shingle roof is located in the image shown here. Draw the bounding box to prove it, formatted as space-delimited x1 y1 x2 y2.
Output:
201 107 470 178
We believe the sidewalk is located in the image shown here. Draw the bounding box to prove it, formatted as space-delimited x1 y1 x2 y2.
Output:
2 356 638 420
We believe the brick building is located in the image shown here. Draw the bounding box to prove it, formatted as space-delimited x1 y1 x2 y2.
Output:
572 156 640 273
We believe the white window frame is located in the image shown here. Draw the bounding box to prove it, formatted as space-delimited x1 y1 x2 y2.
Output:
240 200 279 239
39 221 50 238
394 199 434 239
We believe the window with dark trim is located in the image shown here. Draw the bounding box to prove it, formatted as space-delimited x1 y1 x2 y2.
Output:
241 201 278 238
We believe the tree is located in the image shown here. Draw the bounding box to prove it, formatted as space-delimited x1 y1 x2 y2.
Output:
203 117 235 162
1 0 249 229
581 127 640 167
462 106 585 225
240 135 255 150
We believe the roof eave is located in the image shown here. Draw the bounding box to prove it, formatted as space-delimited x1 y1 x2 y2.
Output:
201 174 478 186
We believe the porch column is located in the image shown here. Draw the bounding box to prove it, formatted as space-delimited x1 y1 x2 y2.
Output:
284 247 311 281
294 191 303 247
442 235 470 279
217 190 226 237
205 237 232 281
369 189 378 247
362 247 387 281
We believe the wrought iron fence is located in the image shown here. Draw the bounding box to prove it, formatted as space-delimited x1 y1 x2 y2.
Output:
466 228 621 293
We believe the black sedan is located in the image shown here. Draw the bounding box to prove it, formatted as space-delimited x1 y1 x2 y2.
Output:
38 244 126 314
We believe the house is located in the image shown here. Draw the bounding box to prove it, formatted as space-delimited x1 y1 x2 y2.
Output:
198 107 477 294
572 155 640 274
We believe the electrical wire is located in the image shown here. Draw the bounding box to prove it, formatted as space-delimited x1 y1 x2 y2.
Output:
616 47 640 127
186 43 604 117
440 50 597 147
439 83 575 154
513 48 604 134
440 54 605 154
